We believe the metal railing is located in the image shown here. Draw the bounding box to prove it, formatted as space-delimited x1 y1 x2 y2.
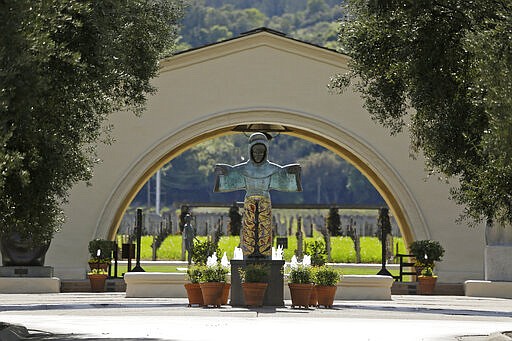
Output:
393 253 417 282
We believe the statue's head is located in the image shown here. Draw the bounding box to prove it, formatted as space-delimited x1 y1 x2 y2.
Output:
184 213 191 224
248 133 268 164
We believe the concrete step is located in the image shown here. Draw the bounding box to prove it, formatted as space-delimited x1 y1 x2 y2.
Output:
61 278 464 296
391 282 464 296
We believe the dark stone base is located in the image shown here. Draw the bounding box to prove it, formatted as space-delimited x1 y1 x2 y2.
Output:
230 259 285 306
0 266 54 278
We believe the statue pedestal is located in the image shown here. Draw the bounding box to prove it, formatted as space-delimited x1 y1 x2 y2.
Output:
464 226 512 299
464 245 512 299
230 259 285 306
0 266 54 278
485 245 512 281
0 266 60 293
0 277 60 293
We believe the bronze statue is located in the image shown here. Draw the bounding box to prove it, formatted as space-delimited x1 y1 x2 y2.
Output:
214 133 302 259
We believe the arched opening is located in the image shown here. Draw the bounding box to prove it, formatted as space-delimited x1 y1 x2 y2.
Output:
98 109 427 247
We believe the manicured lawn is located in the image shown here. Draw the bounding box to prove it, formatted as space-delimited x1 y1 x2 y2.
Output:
137 265 186 273
133 235 406 264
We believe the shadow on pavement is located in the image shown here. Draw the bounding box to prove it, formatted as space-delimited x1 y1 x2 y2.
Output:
1 322 168 340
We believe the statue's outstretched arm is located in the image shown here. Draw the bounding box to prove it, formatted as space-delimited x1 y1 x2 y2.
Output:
214 163 245 192
285 164 301 174
270 164 302 192
215 164 229 175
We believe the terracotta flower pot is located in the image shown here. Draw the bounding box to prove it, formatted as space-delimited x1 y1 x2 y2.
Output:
242 282 268 307
200 282 225 307
315 285 337 308
88 273 107 292
221 283 231 305
417 276 437 295
288 283 313 308
309 285 318 307
184 283 204 307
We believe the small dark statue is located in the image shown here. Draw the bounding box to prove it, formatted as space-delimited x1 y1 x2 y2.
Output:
182 214 196 265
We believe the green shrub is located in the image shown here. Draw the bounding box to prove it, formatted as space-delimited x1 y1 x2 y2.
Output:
88 239 115 261
201 264 228 283
239 263 269 283
304 239 326 266
409 240 445 268
288 264 313 284
186 265 203 284
192 239 220 265
314 266 340 286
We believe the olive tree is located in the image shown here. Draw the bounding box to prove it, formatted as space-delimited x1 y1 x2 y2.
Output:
331 0 512 226
0 0 184 244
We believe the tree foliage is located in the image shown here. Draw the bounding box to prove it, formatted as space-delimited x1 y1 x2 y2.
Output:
177 0 343 50
326 207 341 236
331 0 512 226
228 204 242 236
409 240 445 268
0 0 183 243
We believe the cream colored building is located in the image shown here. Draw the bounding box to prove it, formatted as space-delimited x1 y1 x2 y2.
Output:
32 28 484 282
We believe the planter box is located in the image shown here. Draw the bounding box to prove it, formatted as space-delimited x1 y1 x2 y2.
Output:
337 275 393 300
124 272 394 301
465 280 512 299
124 272 188 298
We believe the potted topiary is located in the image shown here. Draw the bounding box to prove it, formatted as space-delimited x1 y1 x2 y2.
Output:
314 266 340 308
409 240 445 294
304 240 327 307
184 265 204 307
288 264 314 308
191 239 220 266
88 239 115 272
239 263 269 307
304 240 327 267
199 264 228 307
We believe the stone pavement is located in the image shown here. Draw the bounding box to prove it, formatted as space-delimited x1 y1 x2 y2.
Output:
0 293 511 340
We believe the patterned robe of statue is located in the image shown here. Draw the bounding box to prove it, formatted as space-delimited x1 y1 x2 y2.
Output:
214 133 302 258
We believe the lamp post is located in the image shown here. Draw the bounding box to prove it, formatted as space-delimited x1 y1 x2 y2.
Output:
131 208 145 272
377 207 393 277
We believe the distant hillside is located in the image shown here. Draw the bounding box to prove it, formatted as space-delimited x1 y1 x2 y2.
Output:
177 0 344 50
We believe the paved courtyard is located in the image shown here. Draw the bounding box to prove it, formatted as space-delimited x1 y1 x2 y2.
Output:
0 294 511 340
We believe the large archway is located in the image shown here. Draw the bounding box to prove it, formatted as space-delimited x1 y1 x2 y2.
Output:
100 109 427 246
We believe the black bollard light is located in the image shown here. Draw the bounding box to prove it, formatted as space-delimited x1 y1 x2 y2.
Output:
113 241 119 278
377 207 393 277
131 208 145 272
